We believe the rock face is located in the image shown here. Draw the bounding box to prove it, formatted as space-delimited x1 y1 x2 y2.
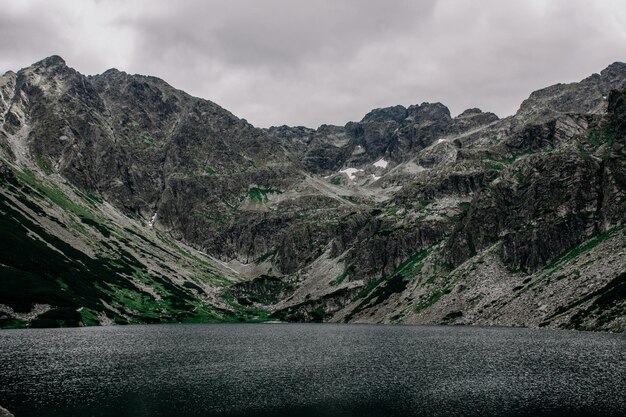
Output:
266 102 499 175
515 62 626 124
0 406 15 417
1 57 625 331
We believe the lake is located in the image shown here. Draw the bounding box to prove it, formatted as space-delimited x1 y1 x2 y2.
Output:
0 324 624 417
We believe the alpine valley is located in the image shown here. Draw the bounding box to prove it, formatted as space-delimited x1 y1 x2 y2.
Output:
1 56 625 332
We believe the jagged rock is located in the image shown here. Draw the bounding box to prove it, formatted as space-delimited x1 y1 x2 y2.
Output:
266 102 497 175
515 62 626 124
444 148 607 272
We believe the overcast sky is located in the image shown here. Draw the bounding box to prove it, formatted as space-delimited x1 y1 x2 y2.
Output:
1 0 625 127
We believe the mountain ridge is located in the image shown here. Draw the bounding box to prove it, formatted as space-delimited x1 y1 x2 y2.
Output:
1 56 625 331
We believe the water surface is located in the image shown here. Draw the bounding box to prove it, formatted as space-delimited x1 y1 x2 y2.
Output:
0 324 624 416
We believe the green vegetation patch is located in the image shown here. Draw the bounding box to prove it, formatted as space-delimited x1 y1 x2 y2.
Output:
79 308 101 326
334 264 354 285
0 318 28 329
0 184 234 328
542 224 624 278
255 249 278 265
586 123 615 149
414 288 452 313
245 187 282 203
30 307 82 328
225 275 294 307
484 162 505 171
15 168 95 220
483 149 535 165
203 166 216 175
34 154 53 175
75 189 104 207
541 273 626 330
192 209 231 224
221 291 271 322
375 226 398 236
419 198 433 209
80 216 111 237
345 247 433 320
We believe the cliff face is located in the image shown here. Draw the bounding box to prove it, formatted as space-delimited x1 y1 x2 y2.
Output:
1 56 625 331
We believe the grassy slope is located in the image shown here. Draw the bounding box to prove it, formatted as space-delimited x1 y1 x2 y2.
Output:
0 160 267 328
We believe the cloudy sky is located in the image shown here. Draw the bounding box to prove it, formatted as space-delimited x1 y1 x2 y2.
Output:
1 0 625 127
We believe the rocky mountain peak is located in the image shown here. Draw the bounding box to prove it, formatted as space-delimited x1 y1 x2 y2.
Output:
16 54 83 98
0 70 16 86
406 102 451 122
514 61 626 123
456 108 490 118
101 68 122 76
600 61 626 80
360 105 407 123
24 55 72 80
447 108 499 137
32 55 67 68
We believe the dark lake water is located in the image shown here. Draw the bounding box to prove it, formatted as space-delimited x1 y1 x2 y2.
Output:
0 324 624 417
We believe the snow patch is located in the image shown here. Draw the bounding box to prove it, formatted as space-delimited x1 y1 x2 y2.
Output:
148 212 157 228
372 174 381 181
373 158 388 169
339 167 363 180
351 145 365 155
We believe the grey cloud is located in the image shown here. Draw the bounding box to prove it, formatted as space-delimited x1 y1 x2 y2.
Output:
1 0 625 127
0 5 66 72
127 0 433 69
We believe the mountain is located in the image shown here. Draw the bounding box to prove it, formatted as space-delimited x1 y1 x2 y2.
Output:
1 56 625 331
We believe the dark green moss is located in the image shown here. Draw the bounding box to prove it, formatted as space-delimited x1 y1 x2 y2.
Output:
255 249 278 265
34 154 53 175
414 290 446 313
346 247 433 320
80 216 111 237
375 227 396 236
246 187 282 203
418 198 432 208
556 273 626 329
15 169 95 220
543 225 623 277
330 176 342 185
30 307 82 328
484 163 505 171
226 275 294 306
587 123 615 149
334 264 354 285
458 202 471 212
